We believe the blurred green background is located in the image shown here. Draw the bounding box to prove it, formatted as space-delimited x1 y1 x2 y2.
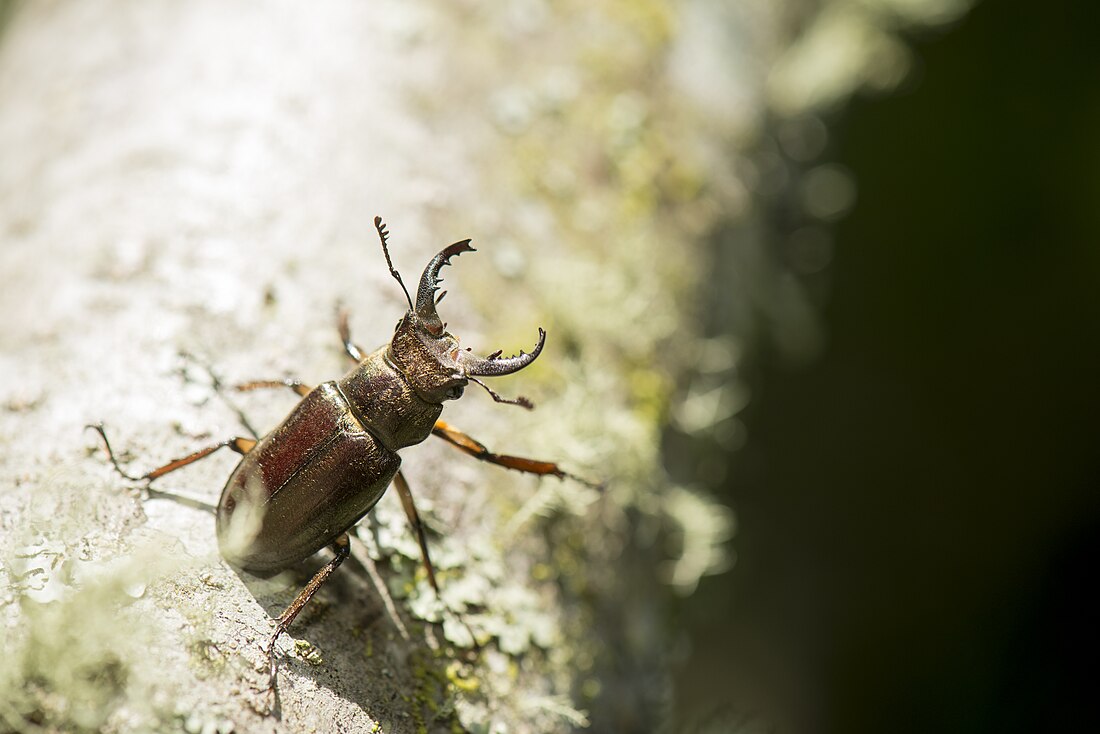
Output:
675 0 1100 731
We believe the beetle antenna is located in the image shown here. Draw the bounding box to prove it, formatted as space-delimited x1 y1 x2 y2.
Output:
374 216 414 310
468 376 535 410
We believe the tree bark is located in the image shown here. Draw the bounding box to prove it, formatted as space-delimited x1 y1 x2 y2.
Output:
0 1 972 732
0 3 583 732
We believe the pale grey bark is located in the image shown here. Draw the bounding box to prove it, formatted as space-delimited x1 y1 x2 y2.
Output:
0 3 567 732
0 1 975 733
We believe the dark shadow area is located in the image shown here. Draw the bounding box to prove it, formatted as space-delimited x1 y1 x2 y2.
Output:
674 0 1100 732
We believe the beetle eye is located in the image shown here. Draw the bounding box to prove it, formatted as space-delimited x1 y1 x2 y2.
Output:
447 385 465 400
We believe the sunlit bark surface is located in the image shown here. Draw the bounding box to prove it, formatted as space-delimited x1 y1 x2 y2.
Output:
0 1 974 732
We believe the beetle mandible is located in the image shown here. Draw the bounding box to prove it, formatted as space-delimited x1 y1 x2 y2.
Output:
89 216 591 695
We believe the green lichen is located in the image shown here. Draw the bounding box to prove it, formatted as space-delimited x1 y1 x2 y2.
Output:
0 478 180 733
406 1 747 726
445 661 480 695
293 639 324 667
406 648 463 734
187 639 230 679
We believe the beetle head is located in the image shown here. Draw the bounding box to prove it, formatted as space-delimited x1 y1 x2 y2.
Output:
377 217 545 407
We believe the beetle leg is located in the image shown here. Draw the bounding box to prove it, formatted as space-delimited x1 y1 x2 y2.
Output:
392 470 439 592
86 422 256 483
222 378 312 440
431 420 602 489
336 304 367 363
390 472 485 653
263 533 351 697
234 378 313 398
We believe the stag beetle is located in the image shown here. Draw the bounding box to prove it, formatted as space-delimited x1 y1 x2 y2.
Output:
89 217 592 695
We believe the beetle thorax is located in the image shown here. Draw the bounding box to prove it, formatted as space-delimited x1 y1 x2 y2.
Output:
336 343 444 451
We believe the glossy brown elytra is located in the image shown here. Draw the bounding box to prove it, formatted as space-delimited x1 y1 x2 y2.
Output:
88 217 593 698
